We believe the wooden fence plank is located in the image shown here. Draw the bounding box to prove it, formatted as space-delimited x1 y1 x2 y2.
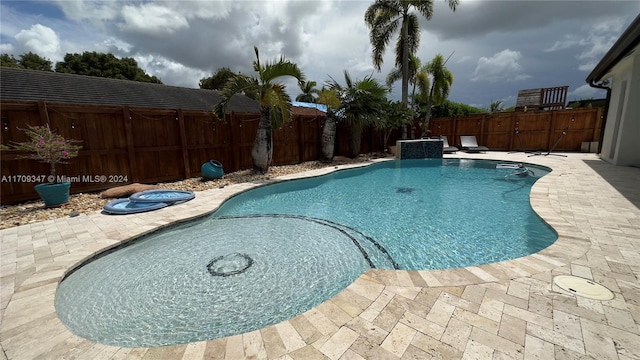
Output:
122 106 139 182
177 109 191 179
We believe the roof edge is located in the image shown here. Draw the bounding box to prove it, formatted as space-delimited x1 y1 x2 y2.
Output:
586 14 640 84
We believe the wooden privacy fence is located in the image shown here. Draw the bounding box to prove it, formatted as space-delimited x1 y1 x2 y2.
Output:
0 101 331 204
1 101 601 204
424 107 603 152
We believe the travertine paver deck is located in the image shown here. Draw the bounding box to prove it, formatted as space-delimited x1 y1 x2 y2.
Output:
1 152 639 360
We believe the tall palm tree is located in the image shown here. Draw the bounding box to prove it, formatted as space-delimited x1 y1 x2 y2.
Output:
296 80 319 103
388 53 421 138
415 54 454 134
316 87 341 161
214 47 305 173
327 71 388 158
365 0 458 138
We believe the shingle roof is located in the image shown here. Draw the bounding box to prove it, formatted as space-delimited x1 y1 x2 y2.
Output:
0 67 259 113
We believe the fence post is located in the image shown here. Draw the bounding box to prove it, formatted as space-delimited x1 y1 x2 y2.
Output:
122 106 139 182
37 101 50 126
176 109 191 179
509 112 517 151
452 117 459 146
297 116 304 162
229 112 240 171
480 114 486 144
548 110 558 150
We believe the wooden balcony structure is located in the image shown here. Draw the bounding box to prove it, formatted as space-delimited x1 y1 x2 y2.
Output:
515 86 569 111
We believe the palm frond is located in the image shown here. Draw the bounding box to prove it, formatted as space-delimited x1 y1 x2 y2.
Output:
213 74 259 121
386 67 402 87
371 19 400 70
266 83 293 129
426 54 454 105
317 88 341 111
260 60 305 85
410 0 435 20
406 14 420 53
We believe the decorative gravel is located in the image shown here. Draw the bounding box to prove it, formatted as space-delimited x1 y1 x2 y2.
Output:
0 155 385 230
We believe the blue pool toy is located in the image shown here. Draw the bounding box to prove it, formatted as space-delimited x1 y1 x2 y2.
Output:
103 198 168 215
129 189 195 204
103 189 195 215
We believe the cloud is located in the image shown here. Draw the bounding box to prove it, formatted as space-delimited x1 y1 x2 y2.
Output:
426 1 639 41
120 4 189 35
14 24 60 60
456 55 472 64
568 84 606 101
135 54 207 88
1 0 638 106
544 16 628 72
53 1 121 27
471 49 530 82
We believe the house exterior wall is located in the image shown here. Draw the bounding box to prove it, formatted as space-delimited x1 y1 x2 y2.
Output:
600 50 640 166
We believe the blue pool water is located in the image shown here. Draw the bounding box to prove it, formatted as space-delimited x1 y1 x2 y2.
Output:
55 159 556 347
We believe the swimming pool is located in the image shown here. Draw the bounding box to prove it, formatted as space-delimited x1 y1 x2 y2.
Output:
55 159 556 347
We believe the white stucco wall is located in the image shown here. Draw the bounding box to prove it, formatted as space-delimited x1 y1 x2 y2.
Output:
600 47 640 166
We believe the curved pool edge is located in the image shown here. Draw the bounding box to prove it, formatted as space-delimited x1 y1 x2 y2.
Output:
3 152 633 359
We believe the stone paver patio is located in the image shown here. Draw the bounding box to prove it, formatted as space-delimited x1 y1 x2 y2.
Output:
1 152 639 360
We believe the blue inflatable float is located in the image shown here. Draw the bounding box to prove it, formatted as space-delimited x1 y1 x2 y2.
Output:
103 189 195 215
129 189 195 204
102 198 168 215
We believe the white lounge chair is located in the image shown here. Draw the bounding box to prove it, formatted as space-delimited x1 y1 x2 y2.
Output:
441 136 458 153
460 136 489 153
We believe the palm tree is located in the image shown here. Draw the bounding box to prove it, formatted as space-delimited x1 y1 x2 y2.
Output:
489 99 504 113
365 0 458 138
415 54 454 135
388 53 421 138
214 47 305 173
296 80 319 103
316 87 341 161
327 71 388 158
377 99 414 150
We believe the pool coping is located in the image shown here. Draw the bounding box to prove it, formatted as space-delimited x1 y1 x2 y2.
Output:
1 152 639 359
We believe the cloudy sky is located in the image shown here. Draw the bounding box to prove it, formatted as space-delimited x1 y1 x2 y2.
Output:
1 1 638 108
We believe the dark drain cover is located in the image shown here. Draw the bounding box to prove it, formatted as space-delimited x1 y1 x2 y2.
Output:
207 253 253 277
396 187 416 194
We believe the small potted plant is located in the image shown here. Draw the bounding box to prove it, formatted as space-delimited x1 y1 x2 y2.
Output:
10 124 82 207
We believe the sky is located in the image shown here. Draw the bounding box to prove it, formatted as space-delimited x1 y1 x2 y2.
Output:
1 1 638 109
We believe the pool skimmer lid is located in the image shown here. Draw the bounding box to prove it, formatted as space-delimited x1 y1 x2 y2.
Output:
553 275 614 300
207 253 253 277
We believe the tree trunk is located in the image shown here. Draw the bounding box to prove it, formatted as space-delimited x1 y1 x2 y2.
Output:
424 84 435 137
252 107 273 173
400 12 409 139
423 104 432 137
348 124 363 159
320 115 336 162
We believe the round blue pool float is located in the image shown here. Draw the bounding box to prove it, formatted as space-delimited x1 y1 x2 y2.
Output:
102 198 168 215
201 160 224 180
129 189 195 204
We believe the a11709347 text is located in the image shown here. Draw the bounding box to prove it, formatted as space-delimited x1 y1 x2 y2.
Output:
2 175 128 183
